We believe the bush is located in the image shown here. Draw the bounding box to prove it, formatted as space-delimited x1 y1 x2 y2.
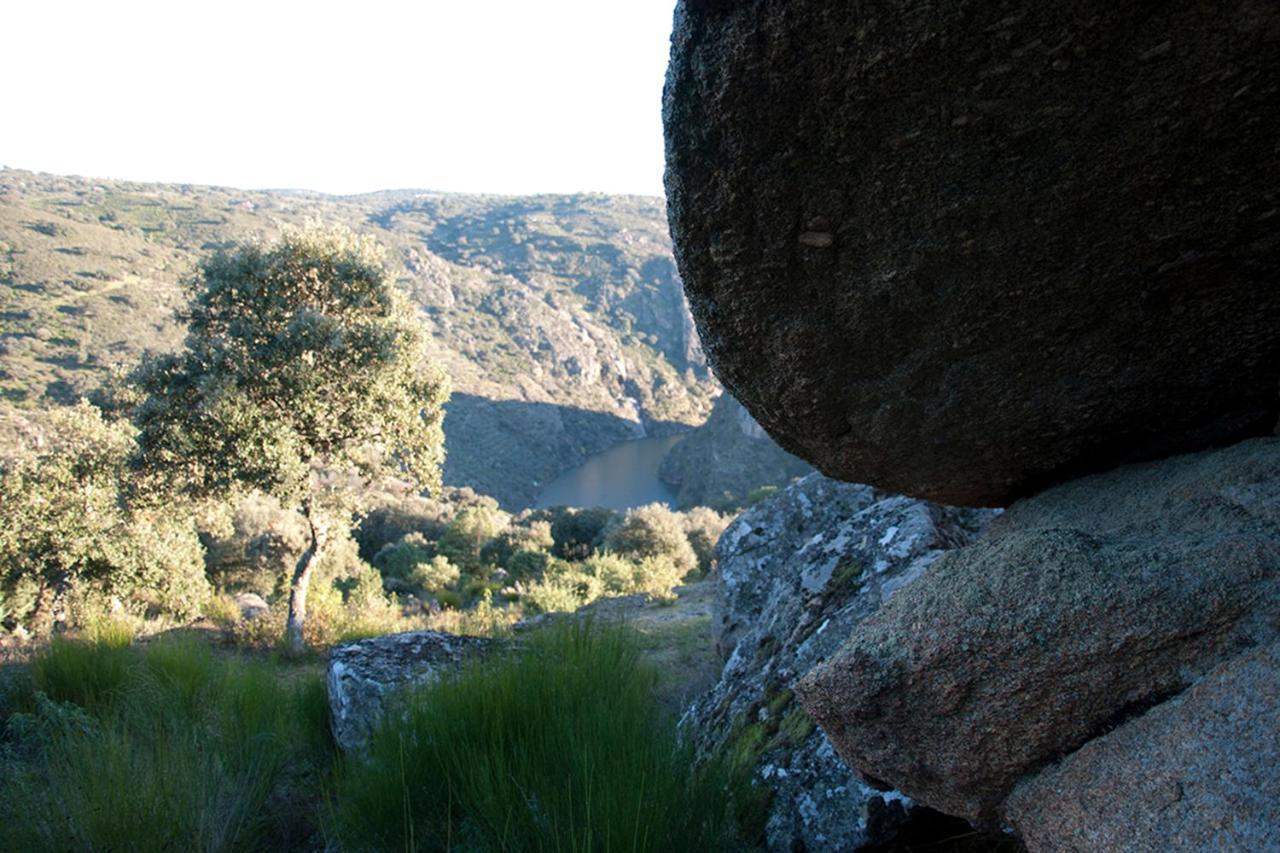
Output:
354 494 453 561
580 552 683 603
480 518 554 569
331 621 749 851
205 495 371 604
549 506 618 559
506 548 551 582
682 506 731 576
602 503 699 579
0 403 209 633
436 505 510 572
371 531 435 581
408 555 461 596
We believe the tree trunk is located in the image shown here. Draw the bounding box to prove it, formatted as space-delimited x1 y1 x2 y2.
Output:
285 506 328 656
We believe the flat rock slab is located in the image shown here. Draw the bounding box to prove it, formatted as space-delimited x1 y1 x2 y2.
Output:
327 630 498 753
664 0 1280 506
796 438 1280 824
1006 640 1280 852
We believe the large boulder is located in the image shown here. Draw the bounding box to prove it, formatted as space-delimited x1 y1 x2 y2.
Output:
797 437 1280 828
682 473 994 850
327 630 497 753
664 0 1280 506
1005 640 1280 851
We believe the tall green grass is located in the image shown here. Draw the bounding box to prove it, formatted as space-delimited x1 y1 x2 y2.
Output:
332 620 752 852
0 634 334 851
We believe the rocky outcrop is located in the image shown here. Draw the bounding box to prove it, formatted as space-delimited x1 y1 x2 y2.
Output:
1005 639 1280 851
659 393 811 510
682 474 994 850
233 592 269 621
664 1 1280 506
327 630 497 753
797 438 1280 829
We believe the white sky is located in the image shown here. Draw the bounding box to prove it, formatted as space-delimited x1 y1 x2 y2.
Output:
1 0 677 196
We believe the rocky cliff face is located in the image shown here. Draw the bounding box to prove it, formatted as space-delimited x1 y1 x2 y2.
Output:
664 2 1280 849
658 393 811 510
0 171 718 508
664 0 1280 506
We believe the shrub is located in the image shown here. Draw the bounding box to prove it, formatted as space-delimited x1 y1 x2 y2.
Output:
408 555 461 596
682 506 731 576
436 505 509 572
331 621 749 851
480 518 554 569
506 548 551 582
549 505 618 559
371 531 435 581
354 494 453 561
629 554 685 603
581 552 683 603
0 403 209 634
602 503 699 579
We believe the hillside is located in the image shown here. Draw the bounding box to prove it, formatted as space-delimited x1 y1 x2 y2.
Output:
659 392 812 509
0 169 717 507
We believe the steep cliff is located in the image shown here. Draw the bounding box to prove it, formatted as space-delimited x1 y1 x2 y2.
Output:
658 392 810 510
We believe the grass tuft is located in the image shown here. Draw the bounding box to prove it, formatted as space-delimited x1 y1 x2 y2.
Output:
1 634 334 852
332 619 753 851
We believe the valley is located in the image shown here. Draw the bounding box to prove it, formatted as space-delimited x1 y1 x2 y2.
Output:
0 168 715 509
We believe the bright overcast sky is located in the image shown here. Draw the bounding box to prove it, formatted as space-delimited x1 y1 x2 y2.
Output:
1 0 678 196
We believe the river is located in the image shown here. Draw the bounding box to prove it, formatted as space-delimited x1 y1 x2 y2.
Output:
533 434 685 511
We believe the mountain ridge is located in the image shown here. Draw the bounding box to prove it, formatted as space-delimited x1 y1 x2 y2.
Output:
0 168 715 507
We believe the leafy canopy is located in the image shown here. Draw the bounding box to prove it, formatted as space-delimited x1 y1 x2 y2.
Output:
0 403 209 628
132 224 449 512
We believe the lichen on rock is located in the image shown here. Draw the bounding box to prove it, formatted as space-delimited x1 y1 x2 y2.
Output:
681 473 994 850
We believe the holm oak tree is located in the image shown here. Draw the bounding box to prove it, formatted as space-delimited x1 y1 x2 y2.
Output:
134 224 449 653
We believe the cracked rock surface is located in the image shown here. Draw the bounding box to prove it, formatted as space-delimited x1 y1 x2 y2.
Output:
797 438 1280 834
681 474 993 850
327 630 497 753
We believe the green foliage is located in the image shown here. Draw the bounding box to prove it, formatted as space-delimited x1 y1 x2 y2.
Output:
602 503 699 579
409 555 462 596
436 504 509 573
132 223 449 512
354 494 453 561
1 636 334 851
505 548 551 582
130 224 449 651
549 505 618 559
682 506 731 576
479 517 554 569
372 531 435 581
0 403 209 632
744 485 779 507
332 621 750 851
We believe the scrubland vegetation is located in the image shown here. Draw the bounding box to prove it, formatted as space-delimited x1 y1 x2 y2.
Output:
0 620 753 850
0 222 753 850
0 225 728 650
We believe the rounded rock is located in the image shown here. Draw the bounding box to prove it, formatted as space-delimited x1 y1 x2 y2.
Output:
663 0 1280 505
